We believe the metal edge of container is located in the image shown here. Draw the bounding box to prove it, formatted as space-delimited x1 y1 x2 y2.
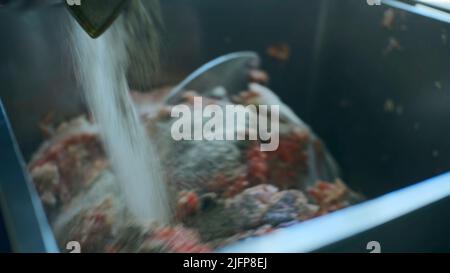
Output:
219 172 450 253
383 0 450 24
0 99 59 253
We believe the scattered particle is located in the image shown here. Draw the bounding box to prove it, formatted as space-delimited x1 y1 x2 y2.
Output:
441 29 448 45
383 37 402 55
383 99 403 115
382 8 396 29
249 70 269 84
413 122 420 131
210 86 228 99
266 43 291 62
435 81 443 90
384 99 395 112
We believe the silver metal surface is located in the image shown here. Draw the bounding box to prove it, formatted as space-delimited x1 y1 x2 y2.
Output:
0 100 59 253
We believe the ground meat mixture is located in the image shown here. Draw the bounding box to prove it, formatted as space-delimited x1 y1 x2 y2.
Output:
29 74 363 252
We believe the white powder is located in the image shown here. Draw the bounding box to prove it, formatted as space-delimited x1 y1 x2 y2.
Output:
70 16 170 225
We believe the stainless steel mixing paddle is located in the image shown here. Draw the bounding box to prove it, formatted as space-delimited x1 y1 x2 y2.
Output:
163 51 340 184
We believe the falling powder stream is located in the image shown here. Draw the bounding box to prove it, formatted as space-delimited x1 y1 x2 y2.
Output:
70 16 170 224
